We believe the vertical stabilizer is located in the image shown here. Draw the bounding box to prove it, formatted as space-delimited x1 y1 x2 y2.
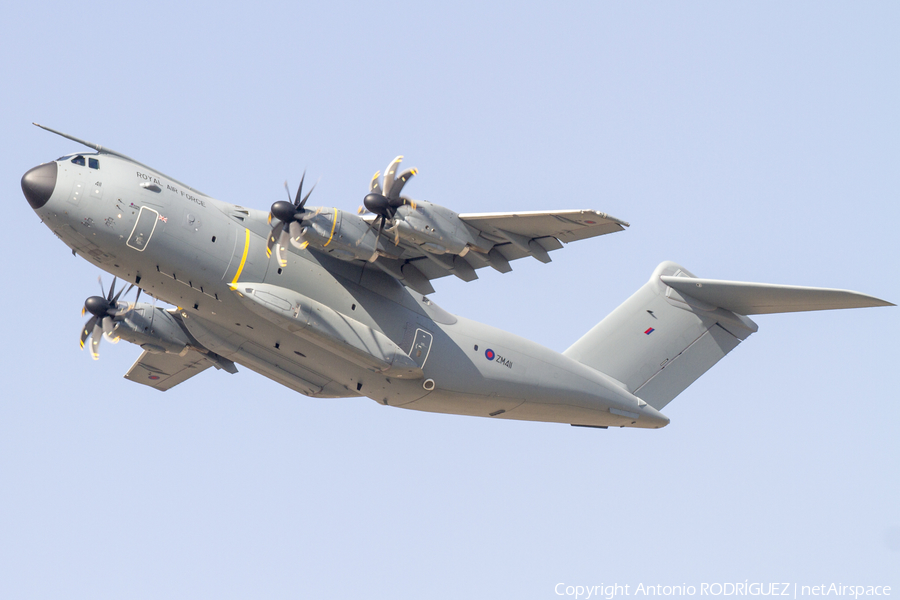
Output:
564 262 758 411
565 261 892 411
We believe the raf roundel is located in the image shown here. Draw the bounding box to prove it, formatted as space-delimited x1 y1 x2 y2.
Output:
484 349 495 361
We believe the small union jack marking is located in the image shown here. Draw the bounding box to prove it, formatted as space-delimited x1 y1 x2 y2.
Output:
158 215 168 223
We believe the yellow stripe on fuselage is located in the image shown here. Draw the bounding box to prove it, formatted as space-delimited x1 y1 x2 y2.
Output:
229 228 251 289
323 208 337 247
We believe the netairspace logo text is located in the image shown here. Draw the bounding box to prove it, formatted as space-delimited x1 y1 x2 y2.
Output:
554 583 892 600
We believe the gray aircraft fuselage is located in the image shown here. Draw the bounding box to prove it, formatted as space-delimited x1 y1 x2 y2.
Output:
23 149 670 429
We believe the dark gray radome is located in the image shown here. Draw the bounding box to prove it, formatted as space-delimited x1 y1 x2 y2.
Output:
22 161 57 209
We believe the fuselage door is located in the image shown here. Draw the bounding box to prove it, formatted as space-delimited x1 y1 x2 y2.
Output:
410 328 434 369
126 206 160 252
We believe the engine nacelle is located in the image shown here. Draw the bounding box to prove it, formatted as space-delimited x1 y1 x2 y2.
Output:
112 304 191 355
301 208 379 262
391 202 474 255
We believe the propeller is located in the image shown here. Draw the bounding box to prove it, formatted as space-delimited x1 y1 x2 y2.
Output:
267 172 316 267
79 276 133 360
363 156 417 244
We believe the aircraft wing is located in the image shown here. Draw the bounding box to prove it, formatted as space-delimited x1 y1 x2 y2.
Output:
124 349 215 391
458 209 629 243
368 209 628 294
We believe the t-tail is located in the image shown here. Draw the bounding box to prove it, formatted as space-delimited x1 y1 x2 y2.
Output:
564 261 893 411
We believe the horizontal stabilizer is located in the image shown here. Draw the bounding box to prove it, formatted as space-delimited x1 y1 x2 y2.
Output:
660 277 894 315
565 261 893 412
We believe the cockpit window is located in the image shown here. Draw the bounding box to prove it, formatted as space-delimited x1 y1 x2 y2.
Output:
71 155 85 166
88 158 99 169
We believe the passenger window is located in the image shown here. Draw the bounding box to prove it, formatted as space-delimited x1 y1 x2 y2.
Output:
71 155 85 166
89 158 99 169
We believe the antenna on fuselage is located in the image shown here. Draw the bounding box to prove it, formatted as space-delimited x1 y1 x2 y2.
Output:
32 123 137 162
32 123 210 197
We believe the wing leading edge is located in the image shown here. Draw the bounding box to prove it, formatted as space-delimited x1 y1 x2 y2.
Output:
459 209 629 243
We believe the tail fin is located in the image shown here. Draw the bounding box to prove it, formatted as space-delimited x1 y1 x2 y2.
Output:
564 261 893 411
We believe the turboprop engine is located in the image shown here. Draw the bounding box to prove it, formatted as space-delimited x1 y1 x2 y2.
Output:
267 174 380 266
79 278 191 358
362 156 483 256
389 201 473 255
112 304 191 355
296 207 380 263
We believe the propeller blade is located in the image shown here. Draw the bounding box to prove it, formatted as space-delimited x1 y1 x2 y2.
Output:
101 315 119 342
97 276 105 297
370 171 382 195
126 287 142 314
101 315 114 337
293 171 305 205
106 277 117 302
382 156 403 198
276 227 291 267
389 168 417 200
387 221 400 245
111 283 134 306
90 322 103 360
289 221 308 249
266 225 279 258
299 182 316 210
80 315 98 349
289 171 317 211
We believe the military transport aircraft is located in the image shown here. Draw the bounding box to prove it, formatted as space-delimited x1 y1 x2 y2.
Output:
21 124 893 429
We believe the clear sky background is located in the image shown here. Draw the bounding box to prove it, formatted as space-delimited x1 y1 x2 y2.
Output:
1 2 898 599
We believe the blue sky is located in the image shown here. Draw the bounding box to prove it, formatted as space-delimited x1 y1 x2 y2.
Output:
1 2 898 599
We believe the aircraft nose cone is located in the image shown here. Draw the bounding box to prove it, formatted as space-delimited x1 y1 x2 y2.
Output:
22 161 58 210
